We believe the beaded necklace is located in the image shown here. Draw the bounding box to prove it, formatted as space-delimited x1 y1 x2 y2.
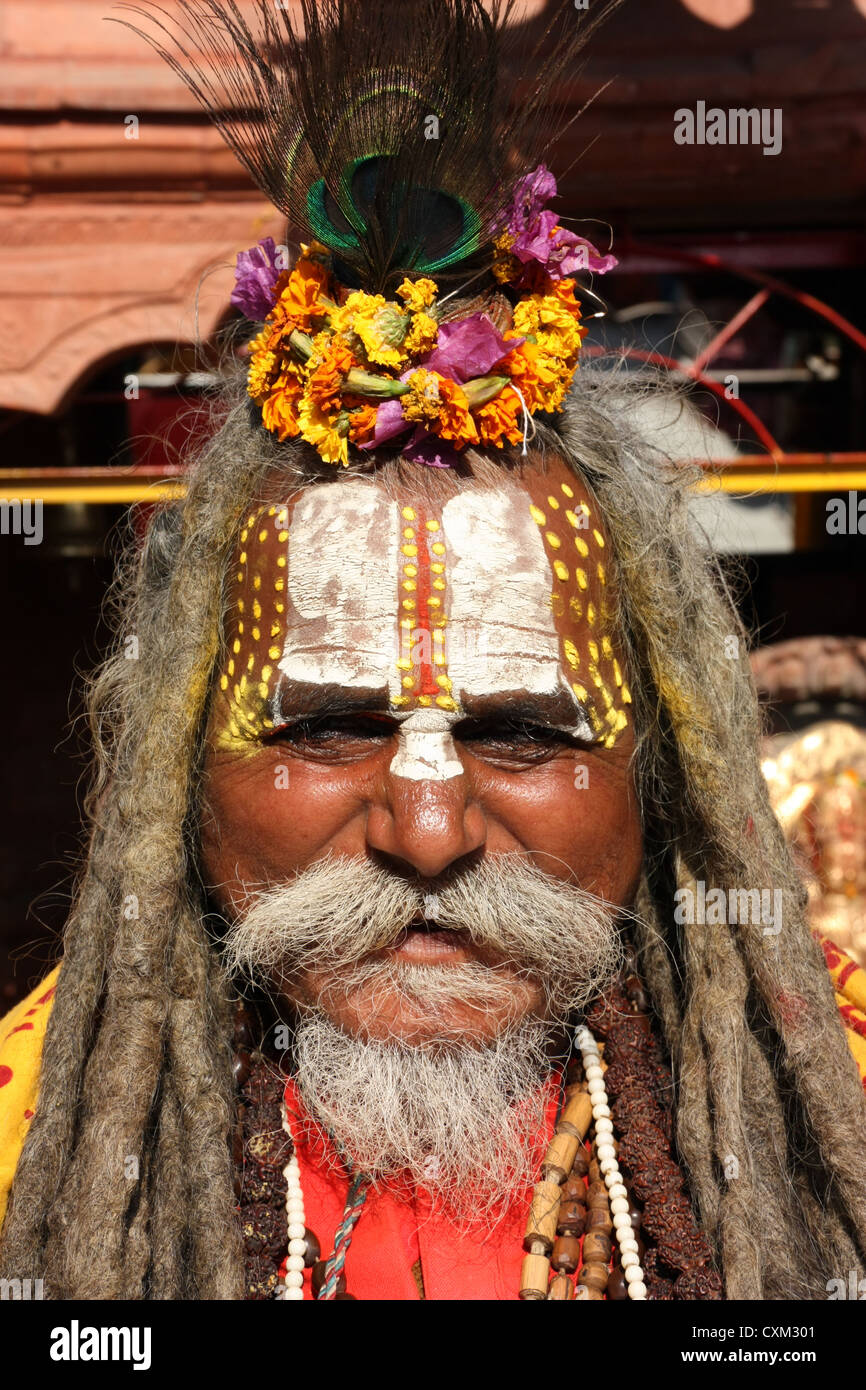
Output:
233 950 723 1301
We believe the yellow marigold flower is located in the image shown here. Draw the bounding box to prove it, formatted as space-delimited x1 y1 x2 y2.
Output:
403 369 442 425
492 230 519 284
260 374 304 442
474 386 524 447
298 396 349 467
404 311 439 357
512 288 583 360
247 345 278 404
352 300 409 368
396 277 438 312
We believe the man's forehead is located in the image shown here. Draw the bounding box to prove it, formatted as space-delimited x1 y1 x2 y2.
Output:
216 467 631 747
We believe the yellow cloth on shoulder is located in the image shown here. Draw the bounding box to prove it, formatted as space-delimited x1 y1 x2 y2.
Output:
2 940 866 1231
0 964 60 1227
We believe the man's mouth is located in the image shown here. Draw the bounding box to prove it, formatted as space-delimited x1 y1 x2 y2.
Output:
387 915 472 964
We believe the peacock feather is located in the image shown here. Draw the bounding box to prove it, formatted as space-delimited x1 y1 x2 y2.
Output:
113 0 620 293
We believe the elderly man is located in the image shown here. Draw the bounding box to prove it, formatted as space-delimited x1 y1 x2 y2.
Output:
1 0 865 1302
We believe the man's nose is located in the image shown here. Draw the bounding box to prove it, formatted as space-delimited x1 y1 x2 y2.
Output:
365 773 487 880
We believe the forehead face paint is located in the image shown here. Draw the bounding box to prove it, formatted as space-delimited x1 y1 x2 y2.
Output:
211 465 632 778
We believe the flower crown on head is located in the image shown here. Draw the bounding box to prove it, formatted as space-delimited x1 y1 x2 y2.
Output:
233 166 616 469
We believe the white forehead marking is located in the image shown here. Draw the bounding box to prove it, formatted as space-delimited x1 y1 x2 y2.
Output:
442 489 563 698
278 480 401 694
389 708 463 781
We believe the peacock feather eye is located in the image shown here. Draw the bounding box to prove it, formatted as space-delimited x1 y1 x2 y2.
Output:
306 156 481 278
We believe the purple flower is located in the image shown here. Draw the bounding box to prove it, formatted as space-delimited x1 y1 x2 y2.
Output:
402 429 460 469
231 237 283 319
505 164 617 279
364 397 411 448
422 314 522 383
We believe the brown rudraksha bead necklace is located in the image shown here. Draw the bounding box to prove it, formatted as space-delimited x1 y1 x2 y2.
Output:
234 950 724 1301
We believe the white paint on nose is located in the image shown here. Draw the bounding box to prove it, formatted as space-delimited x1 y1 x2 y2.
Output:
389 708 463 782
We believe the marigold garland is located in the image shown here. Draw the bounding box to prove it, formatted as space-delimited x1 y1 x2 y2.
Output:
237 164 606 468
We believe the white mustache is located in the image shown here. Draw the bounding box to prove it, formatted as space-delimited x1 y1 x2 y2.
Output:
220 852 624 1018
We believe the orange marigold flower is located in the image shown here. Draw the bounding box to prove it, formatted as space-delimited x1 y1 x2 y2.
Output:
434 376 478 446
474 386 524 447
551 277 584 324
347 403 378 445
502 341 569 413
305 341 356 414
260 374 304 442
268 258 331 334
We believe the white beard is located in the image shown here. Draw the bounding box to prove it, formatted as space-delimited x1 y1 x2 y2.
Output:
221 851 626 1216
291 1006 560 1221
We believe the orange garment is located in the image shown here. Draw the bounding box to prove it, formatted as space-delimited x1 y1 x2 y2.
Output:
282 1074 561 1300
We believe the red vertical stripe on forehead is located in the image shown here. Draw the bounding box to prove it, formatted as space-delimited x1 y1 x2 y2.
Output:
413 505 440 700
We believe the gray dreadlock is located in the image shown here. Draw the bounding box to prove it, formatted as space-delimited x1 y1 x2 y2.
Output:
2 362 865 1299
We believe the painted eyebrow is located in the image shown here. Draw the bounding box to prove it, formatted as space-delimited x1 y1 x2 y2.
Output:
272 680 392 722
457 692 589 728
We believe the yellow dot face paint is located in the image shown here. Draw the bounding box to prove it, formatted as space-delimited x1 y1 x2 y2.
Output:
524 467 632 748
210 463 633 766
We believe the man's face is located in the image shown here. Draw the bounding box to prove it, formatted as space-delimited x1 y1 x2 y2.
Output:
200 454 642 1044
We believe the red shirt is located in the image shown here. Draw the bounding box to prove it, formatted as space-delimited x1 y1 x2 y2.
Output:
282 1075 561 1301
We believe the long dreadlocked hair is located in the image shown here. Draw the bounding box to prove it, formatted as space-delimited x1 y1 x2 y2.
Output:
3 0 865 1301
2 363 865 1298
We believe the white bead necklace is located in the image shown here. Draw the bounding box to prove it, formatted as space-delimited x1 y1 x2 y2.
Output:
279 1044 647 1302
281 1103 307 1301
575 1024 647 1300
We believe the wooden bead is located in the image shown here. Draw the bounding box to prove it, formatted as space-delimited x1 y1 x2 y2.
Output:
557 1091 593 1140
550 1234 582 1274
582 1230 612 1264
578 1262 609 1293
588 1159 602 1184
586 1207 613 1235
563 1176 587 1203
232 1048 251 1089
587 1180 609 1208
570 1147 590 1179
547 1273 575 1300
523 1180 562 1254
303 1228 321 1268
607 1266 629 1300
519 1249 551 1300
574 1284 604 1301
542 1130 579 1182
556 1200 587 1237
311 1260 346 1296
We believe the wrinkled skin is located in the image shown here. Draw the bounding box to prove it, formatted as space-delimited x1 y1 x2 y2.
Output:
200 455 643 1043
